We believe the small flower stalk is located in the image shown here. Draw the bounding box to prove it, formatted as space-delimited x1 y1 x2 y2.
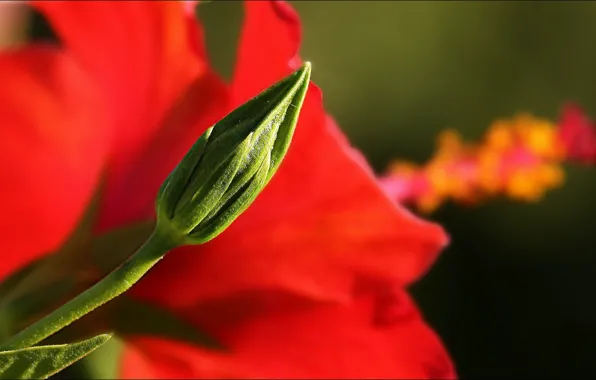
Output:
157 62 311 245
0 63 311 355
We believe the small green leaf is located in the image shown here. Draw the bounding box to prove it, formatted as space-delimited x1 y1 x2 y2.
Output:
0 334 111 379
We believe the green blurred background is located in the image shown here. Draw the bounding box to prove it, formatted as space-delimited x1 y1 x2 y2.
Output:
199 1 596 378
21 1 596 378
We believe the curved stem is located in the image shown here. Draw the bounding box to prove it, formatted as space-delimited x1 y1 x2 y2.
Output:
0 227 179 350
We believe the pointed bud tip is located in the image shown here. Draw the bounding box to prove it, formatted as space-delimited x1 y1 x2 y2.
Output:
299 61 311 81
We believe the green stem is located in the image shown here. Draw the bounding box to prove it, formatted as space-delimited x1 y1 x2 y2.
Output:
0 227 179 350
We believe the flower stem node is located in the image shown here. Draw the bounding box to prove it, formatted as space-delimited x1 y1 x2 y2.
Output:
156 62 311 245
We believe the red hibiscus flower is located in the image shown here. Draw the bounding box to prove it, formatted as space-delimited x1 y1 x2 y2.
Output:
0 1 455 378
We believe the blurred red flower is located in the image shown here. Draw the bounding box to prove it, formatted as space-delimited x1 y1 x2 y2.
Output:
0 1 454 378
558 103 596 165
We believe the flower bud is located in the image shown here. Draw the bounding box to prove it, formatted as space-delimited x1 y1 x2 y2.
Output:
156 62 311 245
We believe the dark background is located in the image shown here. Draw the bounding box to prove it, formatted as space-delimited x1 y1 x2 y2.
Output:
30 1 596 378
200 1 596 378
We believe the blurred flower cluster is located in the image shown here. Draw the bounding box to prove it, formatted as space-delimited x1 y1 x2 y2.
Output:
382 105 596 212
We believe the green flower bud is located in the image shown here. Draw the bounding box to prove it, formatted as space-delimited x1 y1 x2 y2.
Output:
156 62 311 245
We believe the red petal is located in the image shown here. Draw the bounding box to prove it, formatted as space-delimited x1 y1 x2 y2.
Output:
120 338 240 379
119 291 455 379
131 0 447 308
558 103 596 164
231 0 302 103
0 46 107 281
98 71 230 229
31 1 206 228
